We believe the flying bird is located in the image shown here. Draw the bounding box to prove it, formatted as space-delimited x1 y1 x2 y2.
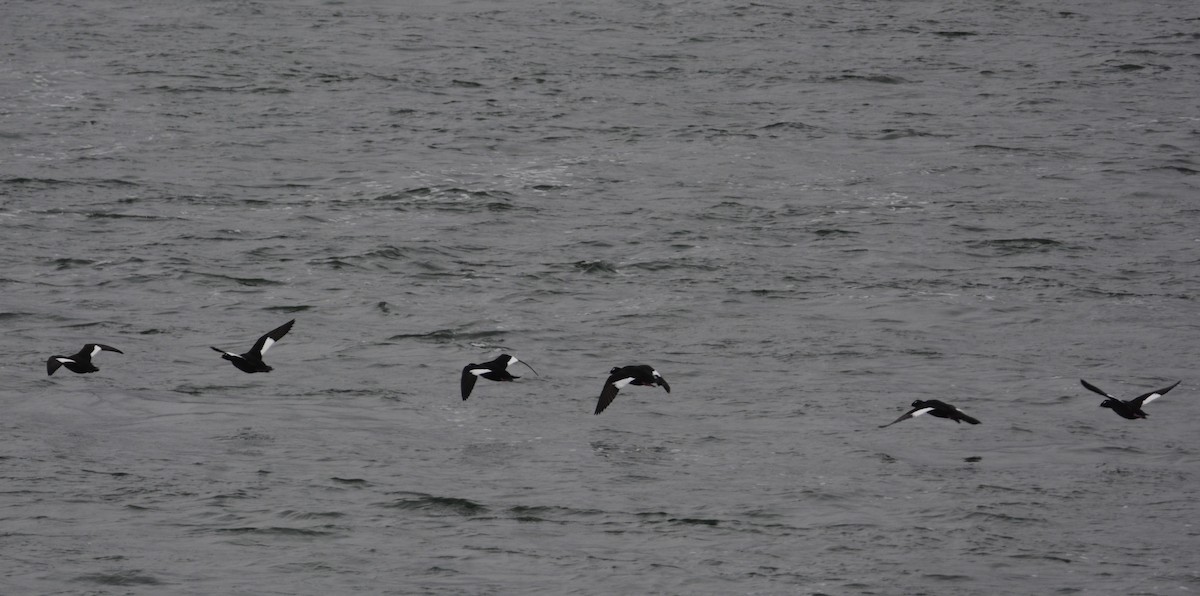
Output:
595 365 670 414
1081 379 1180 420
879 399 981 428
460 354 538 400
46 344 123 376
211 319 294 373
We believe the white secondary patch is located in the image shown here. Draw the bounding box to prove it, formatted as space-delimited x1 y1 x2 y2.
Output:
470 368 490 377
613 377 634 389
56 357 74 364
260 338 276 354
89 345 103 357
1142 393 1162 405
910 407 935 418
506 356 519 367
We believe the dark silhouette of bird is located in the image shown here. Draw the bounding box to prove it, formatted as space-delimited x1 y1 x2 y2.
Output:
211 319 294 373
47 344 123 376
1081 379 1180 420
460 354 538 400
880 399 980 428
595 365 670 414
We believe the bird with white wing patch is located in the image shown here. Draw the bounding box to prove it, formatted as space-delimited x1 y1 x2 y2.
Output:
879 399 980 428
211 319 295 374
460 353 538 400
46 343 124 376
1081 379 1180 420
595 364 670 414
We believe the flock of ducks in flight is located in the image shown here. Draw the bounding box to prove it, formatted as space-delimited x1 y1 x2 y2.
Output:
46 319 1182 421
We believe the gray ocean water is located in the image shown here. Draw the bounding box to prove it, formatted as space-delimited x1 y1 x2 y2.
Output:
3 0 1199 594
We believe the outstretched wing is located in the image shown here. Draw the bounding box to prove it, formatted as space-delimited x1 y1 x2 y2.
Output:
879 406 933 428
90 344 123 356
1132 380 1180 408
47 356 69 376
251 319 295 357
595 373 634 415
461 366 483 400
1080 379 1116 399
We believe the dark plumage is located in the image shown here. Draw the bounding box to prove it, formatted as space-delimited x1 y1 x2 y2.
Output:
46 344 123 376
211 319 294 373
460 354 538 400
879 399 981 428
595 365 670 415
1081 379 1180 420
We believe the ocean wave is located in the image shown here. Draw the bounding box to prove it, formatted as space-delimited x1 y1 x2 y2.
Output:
72 570 163 586
387 328 512 344
378 492 488 517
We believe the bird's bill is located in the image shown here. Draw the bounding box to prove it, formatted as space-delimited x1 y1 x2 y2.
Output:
514 357 539 377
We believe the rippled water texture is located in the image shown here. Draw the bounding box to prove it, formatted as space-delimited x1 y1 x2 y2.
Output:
2 0 1198 594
